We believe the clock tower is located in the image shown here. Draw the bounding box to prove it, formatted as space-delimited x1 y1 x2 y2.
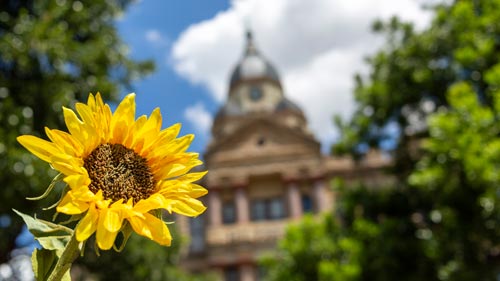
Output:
179 30 390 281
209 31 313 145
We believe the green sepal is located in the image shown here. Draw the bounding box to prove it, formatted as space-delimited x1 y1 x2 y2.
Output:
14 209 73 251
58 213 85 225
27 173 64 201
113 221 133 252
43 184 70 211
152 209 174 224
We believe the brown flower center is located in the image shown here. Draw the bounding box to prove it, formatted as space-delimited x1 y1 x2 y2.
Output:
84 143 156 203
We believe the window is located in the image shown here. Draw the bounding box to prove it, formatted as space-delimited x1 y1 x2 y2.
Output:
301 194 313 213
269 198 286 219
250 197 287 221
189 216 205 253
251 200 266 221
224 266 240 281
256 136 266 146
222 202 236 224
256 265 266 281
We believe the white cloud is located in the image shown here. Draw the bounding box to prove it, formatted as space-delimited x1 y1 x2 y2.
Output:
184 102 213 137
145 29 169 47
171 0 433 150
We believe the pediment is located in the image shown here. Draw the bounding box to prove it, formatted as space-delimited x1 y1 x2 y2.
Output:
205 118 320 166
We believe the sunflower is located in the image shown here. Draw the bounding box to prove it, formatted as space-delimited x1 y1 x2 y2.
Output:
17 93 207 250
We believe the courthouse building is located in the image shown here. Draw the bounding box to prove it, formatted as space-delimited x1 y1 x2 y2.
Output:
178 31 389 281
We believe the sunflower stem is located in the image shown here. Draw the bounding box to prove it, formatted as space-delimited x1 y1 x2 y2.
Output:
47 232 80 281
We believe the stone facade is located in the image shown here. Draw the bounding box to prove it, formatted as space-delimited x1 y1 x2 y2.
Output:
178 31 390 281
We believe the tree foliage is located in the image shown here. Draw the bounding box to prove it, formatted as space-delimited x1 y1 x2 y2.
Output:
262 184 437 281
261 214 362 281
409 82 500 280
334 0 500 169
265 0 500 280
0 0 154 264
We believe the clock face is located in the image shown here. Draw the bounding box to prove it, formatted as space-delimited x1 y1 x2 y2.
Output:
249 86 263 101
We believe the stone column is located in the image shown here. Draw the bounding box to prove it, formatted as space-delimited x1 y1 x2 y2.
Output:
240 264 254 281
287 181 302 219
313 179 328 213
209 191 222 226
235 187 249 223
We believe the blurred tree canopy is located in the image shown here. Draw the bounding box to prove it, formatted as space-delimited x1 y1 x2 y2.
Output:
264 0 500 280
263 83 500 280
0 0 155 264
261 184 436 281
334 0 500 171
409 82 500 279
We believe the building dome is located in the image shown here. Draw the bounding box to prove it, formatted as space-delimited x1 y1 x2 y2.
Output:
211 30 311 139
229 31 281 88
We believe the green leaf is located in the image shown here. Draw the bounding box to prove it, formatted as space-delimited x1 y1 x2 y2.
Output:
32 248 57 281
31 246 72 281
13 209 73 251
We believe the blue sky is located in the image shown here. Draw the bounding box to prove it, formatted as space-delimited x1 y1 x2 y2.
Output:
116 0 432 155
116 0 230 155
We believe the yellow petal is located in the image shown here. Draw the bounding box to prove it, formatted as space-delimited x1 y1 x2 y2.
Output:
128 213 171 246
99 105 112 142
75 204 98 242
111 93 135 143
145 108 162 133
176 171 208 183
75 103 96 128
50 153 85 176
93 93 112 142
163 134 194 154
141 123 181 159
63 174 90 190
169 197 206 217
102 208 123 233
164 158 203 179
123 115 147 148
152 153 202 180
57 191 89 214
17 135 60 163
44 128 84 157
86 93 96 109
134 108 162 152
186 184 208 198
157 181 207 198
155 123 181 144
133 193 171 213
63 107 86 143
96 212 119 250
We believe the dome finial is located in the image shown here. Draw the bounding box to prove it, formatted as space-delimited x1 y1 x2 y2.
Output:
244 28 257 55
246 29 253 42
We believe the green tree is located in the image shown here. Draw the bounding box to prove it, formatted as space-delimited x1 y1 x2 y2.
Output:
333 0 500 278
265 0 500 280
333 0 500 277
0 0 153 263
261 213 362 281
409 82 500 280
262 184 437 281
334 0 500 173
